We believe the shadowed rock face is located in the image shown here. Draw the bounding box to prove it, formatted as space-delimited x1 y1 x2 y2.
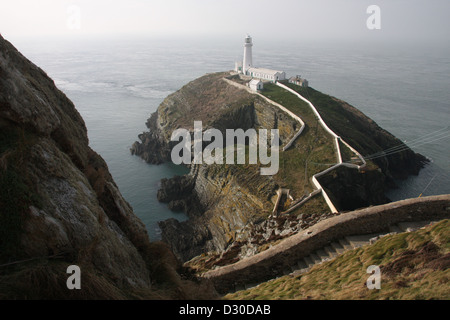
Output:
0 35 219 299
318 165 390 212
0 34 154 295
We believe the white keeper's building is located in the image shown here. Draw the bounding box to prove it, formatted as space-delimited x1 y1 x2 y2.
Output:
234 35 286 83
249 79 264 92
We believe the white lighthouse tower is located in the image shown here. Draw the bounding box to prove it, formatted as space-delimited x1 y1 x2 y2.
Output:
242 35 253 75
234 35 286 82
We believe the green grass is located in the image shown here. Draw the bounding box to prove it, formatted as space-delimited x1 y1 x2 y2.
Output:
338 140 354 163
259 83 337 197
279 82 400 161
225 219 450 300
262 83 317 124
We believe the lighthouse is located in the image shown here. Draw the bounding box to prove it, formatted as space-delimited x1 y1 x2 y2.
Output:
234 35 286 83
242 35 253 75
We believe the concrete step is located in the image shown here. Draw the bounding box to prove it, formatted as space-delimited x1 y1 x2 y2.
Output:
291 266 309 277
323 245 339 259
369 233 391 245
398 221 433 232
283 268 292 276
316 249 330 262
309 253 322 264
330 241 346 254
345 234 378 249
338 238 353 251
297 259 308 270
286 263 299 274
304 255 315 268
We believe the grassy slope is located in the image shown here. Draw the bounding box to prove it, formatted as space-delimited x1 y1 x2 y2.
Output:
260 83 336 198
280 82 381 156
279 82 424 180
225 219 450 300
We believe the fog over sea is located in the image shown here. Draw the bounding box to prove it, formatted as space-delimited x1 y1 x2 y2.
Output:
13 36 450 240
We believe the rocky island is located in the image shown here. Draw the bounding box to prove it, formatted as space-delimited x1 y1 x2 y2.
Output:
131 71 428 268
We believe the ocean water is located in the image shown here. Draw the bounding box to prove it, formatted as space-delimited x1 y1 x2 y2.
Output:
12 36 450 240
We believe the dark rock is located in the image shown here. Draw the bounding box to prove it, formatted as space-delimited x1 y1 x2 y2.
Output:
318 165 390 212
157 175 195 203
0 35 217 299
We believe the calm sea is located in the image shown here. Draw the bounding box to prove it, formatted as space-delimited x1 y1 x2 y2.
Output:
12 36 450 240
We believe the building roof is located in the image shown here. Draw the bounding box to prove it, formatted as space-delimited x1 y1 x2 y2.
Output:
247 67 285 76
249 79 263 85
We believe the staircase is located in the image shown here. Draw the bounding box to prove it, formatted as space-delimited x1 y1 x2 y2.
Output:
237 220 436 292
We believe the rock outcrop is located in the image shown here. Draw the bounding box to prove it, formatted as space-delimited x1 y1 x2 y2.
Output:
318 165 390 212
0 35 216 299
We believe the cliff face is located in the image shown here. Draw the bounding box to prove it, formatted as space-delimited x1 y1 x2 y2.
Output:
132 73 300 261
158 163 280 261
132 73 428 265
318 165 389 212
0 36 215 299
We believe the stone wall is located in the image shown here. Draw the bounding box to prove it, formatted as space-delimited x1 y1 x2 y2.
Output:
203 194 450 293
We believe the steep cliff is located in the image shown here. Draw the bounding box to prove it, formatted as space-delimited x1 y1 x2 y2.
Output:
0 36 215 299
132 72 427 265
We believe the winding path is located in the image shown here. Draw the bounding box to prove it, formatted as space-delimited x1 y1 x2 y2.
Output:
276 82 366 213
223 77 367 214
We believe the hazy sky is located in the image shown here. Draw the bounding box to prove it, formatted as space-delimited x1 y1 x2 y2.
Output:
1 0 449 43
